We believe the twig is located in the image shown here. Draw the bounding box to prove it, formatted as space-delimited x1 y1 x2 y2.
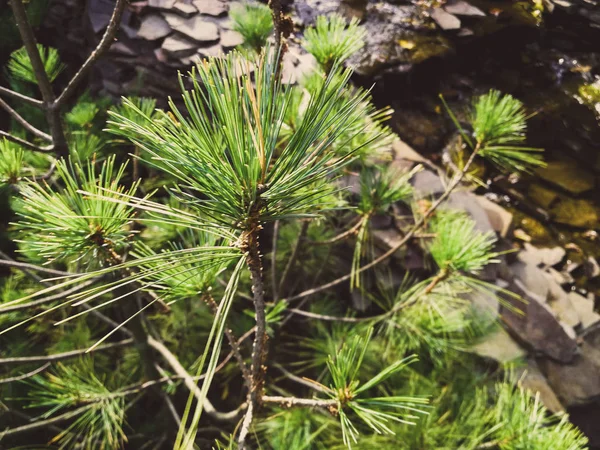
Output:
0 130 53 152
203 293 251 385
54 0 128 108
0 405 91 438
0 97 51 141
0 258 75 277
285 144 482 304
262 395 336 410
147 337 243 422
278 220 309 295
0 86 43 107
288 308 364 323
0 362 51 385
238 225 268 449
272 363 329 394
271 220 280 300
0 339 134 366
36 160 57 181
308 216 363 246
9 0 68 157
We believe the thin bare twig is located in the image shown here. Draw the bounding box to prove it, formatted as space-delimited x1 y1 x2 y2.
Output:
9 0 68 157
262 395 336 409
0 97 51 141
0 258 75 277
0 86 43 107
308 216 363 246
285 144 482 304
0 339 134 366
54 0 128 108
278 220 309 295
271 220 280 300
0 362 51 385
0 130 53 152
0 405 91 438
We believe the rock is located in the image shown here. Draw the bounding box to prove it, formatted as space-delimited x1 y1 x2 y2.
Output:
412 170 445 198
465 289 499 322
220 30 244 49
547 267 573 285
166 15 220 43
471 326 526 363
172 2 198 17
551 198 599 229
528 183 558 209
196 43 223 59
137 14 171 40
431 8 461 30
500 279 578 363
149 0 175 10
444 192 494 234
393 139 428 164
194 0 228 16
535 158 595 195
517 243 565 267
444 0 486 16
457 28 474 37
548 293 580 328
511 261 549 303
514 359 565 413
280 52 300 85
538 342 600 407
586 257 600 278
569 291 600 329
161 35 197 58
475 196 513 238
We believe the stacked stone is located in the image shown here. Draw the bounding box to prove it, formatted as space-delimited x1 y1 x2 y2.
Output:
89 0 244 99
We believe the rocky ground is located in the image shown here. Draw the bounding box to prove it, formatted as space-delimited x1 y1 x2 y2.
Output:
41 0 600 444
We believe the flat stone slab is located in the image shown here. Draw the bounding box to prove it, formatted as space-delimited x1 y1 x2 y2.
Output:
431 8 461 30
535 158 595 195
166 15 220 43
444 0 486 16
162 35 197 58
220 29 244 49
194 0 228 16
137 14 172 41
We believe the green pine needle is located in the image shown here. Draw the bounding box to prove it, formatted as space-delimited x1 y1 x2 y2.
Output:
230 2 273 52
13 155 138 266
0 138 24 184
8 44 65 84
303 14 366 72
428 211 498 275
471 90 545 172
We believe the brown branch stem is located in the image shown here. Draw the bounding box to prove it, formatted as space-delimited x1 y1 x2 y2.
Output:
0 97 51 141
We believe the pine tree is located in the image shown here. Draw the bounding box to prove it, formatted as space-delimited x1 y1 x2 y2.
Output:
0 6 588 450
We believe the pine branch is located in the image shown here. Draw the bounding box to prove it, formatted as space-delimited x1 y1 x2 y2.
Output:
0 257 75 277
0 130 53 152
0 405 91 438
0 362 50 385
9 0 68 157
262 395 337 409
0 85 43 107
285 143 482 303
0 97 51 141
147 337 243 422
54 0 127 108
308 216 363 245
0 339 134 366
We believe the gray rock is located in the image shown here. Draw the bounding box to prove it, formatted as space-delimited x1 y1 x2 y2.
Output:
149 0 176 10
510 261 550 303
197 43 223 58
194 0 228 16
514 359 565 413
431 8 461 30
471 327 526 363
165 15 220 43
162 35 197 58
539 342 600 407
173 2 198 17
546 267 574 285
475 195 513 238
444 191 493 234
393 139 428 164
137 14 171 41
220 30 244 49
412 170 444 198
548 292 581 328
500 279 578 363
517 243 565 268
569 292 600 329
535 158 595 195
444 0 486 16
